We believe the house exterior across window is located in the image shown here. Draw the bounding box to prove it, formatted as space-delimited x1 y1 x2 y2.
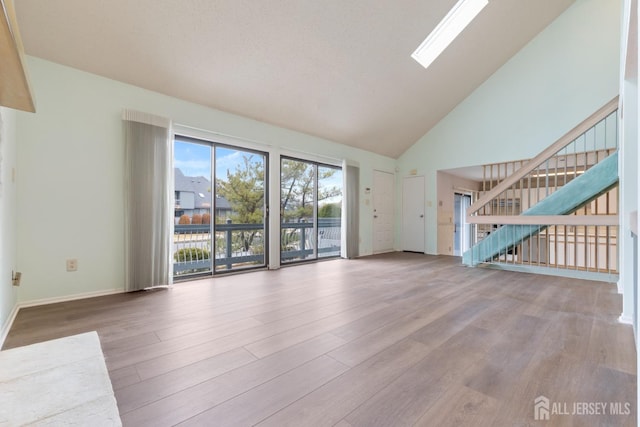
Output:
174 168 232 223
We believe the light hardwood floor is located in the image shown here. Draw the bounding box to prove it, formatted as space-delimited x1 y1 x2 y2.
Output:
4 253 637 426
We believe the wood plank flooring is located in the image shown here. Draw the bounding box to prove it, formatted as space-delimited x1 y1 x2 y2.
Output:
4 253 636 426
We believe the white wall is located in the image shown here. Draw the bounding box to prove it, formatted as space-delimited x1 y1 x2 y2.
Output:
397 0 621 254
16 57 395 304
619 0 639 330
0 106 18 343
619 0 639 417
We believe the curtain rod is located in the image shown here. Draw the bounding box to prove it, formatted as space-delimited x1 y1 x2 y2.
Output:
173 122 274 149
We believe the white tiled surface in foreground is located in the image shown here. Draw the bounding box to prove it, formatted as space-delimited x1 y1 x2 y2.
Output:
0 332 121 426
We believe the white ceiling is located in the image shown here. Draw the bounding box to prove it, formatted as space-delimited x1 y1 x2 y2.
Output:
14 0 575 158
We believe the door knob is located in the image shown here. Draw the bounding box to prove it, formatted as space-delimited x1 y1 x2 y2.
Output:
374 215 378 218
420 214 424 218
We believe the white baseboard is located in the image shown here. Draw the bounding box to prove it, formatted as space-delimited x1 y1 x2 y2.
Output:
618 315 634 325
18 288 125 309
0 288 125 349
0 303 20 349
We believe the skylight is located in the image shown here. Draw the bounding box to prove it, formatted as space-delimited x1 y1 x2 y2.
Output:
411 0 488 69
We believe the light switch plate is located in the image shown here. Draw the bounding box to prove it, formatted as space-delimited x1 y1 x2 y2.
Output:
66 259 78 272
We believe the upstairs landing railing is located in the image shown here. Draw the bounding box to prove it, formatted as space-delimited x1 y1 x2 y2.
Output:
464 97 620 280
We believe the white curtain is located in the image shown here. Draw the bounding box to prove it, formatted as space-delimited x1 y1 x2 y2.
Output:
123 110 173 291
341 161 360 259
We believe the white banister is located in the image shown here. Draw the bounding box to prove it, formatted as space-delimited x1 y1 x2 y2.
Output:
468 96 619 217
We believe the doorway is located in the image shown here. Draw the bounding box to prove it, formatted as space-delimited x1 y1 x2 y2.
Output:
453 193 472 256
402 176 425 252
280 157 343 263
373 170 395 253
173 136 268 278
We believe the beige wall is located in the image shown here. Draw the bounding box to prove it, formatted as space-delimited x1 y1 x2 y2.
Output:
436 171 481 255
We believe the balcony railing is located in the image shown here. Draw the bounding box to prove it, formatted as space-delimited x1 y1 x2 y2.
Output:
173 218 341 276
465 97 619 280
281 218 341 262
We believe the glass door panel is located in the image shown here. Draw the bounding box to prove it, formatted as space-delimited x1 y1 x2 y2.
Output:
215 146 267 271
280 158 316 262
173 140 213 277
280 158 343 263
318 166 343 258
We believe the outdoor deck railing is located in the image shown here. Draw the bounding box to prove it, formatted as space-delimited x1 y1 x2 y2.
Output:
173 218 341 276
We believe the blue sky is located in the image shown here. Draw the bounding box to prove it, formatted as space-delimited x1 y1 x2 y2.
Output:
174 141 262 181
174 140 342 204
174 141 211 178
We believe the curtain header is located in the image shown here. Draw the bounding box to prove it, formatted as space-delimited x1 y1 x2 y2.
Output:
122 109 171 129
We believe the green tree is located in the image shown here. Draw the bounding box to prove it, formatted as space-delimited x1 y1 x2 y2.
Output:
318 203 341 218
217 155 265 251
218 157 341 253
280 160 313 222
280 160 341 222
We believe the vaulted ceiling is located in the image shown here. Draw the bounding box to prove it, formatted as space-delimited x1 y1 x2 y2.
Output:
15 0 575 158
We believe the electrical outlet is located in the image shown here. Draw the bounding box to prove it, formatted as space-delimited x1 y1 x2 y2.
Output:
66 259 78 272
11 271 21 286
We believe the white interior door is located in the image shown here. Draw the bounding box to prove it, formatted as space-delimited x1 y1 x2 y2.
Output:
373 170 395 253
402 176 425 252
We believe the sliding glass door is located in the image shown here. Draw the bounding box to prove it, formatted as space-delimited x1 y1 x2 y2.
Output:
318 165 343 258
173 137 268 278
174 140 213 277
280 157 342 263
214 146 267 272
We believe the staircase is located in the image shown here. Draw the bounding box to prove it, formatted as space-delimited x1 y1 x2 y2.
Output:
462 97 620 280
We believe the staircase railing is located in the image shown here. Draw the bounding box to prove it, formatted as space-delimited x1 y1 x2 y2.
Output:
464 97 620 280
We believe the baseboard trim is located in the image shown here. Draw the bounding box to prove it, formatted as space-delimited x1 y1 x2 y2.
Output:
479 263 619 284
18 288 125 309
1 288 125 348
0 302 20 349
619 315 634 325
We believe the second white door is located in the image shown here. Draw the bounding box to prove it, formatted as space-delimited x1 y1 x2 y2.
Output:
373 170 395 253
402 176 425 252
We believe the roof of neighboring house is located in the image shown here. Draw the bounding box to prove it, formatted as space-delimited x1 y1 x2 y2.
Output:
175 168 231 210
215 194 231 210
